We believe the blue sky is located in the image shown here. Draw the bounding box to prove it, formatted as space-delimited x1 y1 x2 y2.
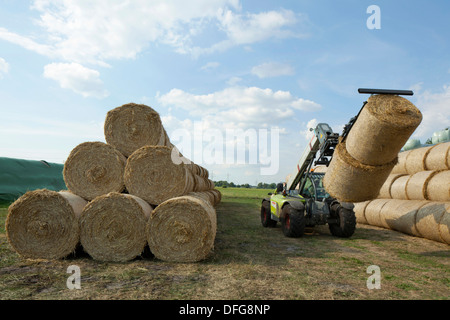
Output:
0 0 449 185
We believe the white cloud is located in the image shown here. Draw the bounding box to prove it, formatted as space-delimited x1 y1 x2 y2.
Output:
0 57 9 78
251 62 294 78
43 62 109 98
158 86 321 131
0 1 305 63
412 84 450 141
201 62 220 70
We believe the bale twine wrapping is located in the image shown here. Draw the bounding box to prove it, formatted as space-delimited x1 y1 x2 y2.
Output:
415 202 449 243
63 141 126 201
104 103 169 157
381 199 428 236
364 199 391 228
124 145 194 205
345 94 422 166
6 189 87 259
426 170 450 201
405 145 434 175
391 150 410 174
389 175 410 200
323 140 397 202
378 173 408 199
80 192 152 262
425 142 450 171
353 200 371 224
146 196 217 262
405 170 440 200
438 203 450 244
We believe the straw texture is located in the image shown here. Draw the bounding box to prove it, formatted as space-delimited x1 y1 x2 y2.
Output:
124 145 194 205
146 195 217 262
104 103 170 157
426 170 450 201
415 202 449 243
425 142 450 171
6 189 87 259
381 199 428 236
345 94 422 166
80 192 152 262
63 141 126 201
323 140 397 202
378 173 408 199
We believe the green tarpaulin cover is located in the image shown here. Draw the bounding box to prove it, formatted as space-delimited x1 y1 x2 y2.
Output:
0 157 67 203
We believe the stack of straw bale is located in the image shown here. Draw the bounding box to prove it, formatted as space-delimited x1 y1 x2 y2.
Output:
324 94 423 203
354 142 450 244
6 103 221 262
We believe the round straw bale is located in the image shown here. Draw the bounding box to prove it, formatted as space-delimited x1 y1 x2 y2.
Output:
146 195 217 262
209 189 222 206
80 192 152 262
391 150 410 174
345 94 422 166
364 199 390 228
381 199 428 236
425 142 450 171
63 141 126 201
438 203 450 244
406 170 440 200
389 175 410 200
426 170 450 201
193 175 211 192
353 200 371 224
187 191 214 207
378 173 408 199
104 103 168 157
405 145 434 175
6 189 87 259
323 140 397 202
415 202 448 243
124 145 194 205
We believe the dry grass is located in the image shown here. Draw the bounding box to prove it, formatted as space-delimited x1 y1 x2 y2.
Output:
0 188 449 300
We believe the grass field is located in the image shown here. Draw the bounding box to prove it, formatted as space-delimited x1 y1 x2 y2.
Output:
0 187 449 300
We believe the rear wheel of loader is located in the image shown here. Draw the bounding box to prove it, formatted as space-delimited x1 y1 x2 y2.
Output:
281 204 305 237
261 201 277 227
328 206 356 238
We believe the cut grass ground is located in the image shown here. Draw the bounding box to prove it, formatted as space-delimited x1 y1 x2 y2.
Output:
0 188 449 300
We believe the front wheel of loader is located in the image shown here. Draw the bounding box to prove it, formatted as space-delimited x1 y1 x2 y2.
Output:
328 206 356 238
281 204 305 237
261 200 277 228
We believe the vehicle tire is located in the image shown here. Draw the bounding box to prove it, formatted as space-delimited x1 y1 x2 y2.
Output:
281 204 305 237
328 206 356 238
261 201 277 227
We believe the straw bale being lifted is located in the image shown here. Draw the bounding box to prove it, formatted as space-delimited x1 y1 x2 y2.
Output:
378 173 408 199
80 192 152 262
345 94 422 166
323 140 397 202
146 196 217 262
63 141 126 201
6 189 87 259
426 170 450 201
381 199 428 236
425 142 450 171
124 145 194 205
415 202 449 243
104 103 171 157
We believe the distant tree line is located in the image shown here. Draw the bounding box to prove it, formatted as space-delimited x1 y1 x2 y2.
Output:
214 181 277 189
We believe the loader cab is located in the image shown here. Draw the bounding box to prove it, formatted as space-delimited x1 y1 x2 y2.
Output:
300 172 330 201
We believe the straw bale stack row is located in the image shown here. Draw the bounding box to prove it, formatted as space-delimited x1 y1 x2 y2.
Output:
324 94 423 203
354 142 450 244
6 103 221 262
